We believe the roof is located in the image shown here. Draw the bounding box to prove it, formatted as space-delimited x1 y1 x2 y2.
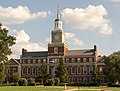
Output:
65 49 95 56
15 59 20 63
10 58 20 65
97 55 106 63
22 51 48 57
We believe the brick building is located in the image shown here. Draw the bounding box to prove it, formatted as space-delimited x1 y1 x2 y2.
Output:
8 9 107 84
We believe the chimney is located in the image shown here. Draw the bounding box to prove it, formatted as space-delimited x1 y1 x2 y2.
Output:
22 48 27 55
94 45 97 51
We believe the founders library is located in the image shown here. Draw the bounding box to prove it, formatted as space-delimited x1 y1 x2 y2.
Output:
8 9 107 84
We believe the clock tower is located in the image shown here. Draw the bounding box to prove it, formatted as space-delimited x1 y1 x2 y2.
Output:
48 7 68 56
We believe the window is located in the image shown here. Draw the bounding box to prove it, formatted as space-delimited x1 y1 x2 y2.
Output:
22 59 27 64
89 77 93 83
99 67 103 74
8 70 10 74
67 67 70 74
89 58 93 62
71 58 75 63
89 66 93 74
54 47 58 53
33 59 36 64
71 66 76 74
83 58 87 62
78 77 82 83
27 68 31 75
32 68 36 75
50 59 58 63
72 77 76 82
66 58 69 63
83 66 87 74
77 66 81 74
77 58 81 62
28 59 31 64
43 59 46 63
83 77 87 83
22 68 26 75
35 67 38 75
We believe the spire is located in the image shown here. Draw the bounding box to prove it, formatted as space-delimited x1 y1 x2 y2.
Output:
54 3 62 30
57 4 60 20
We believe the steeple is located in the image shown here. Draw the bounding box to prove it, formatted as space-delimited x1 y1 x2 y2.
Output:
54 4 62 30
56 4 60 21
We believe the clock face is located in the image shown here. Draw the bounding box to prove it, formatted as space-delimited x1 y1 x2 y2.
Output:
55 35 59 40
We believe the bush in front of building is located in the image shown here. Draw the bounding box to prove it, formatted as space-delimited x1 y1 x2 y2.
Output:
28 78 35 86
54 77 60 86
18 78 28 86
44 79 53 86
44 78 60 86
108 82 120 87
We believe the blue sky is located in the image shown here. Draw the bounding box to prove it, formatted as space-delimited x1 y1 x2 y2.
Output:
0 0 120 58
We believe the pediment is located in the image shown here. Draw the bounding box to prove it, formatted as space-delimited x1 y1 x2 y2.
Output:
9 59 19 65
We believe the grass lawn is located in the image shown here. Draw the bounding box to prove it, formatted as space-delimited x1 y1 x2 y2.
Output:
0 86 120 91
0 86 67 91
74 86 120 91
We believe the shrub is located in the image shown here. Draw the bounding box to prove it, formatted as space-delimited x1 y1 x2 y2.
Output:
28 78 35 86
54 78 60 86
18 78 28 86
44 79 53 86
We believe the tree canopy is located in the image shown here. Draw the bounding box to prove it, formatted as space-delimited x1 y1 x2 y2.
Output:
37 63 50 84
93 63 100 85
104 51 120 83
0 23 16 83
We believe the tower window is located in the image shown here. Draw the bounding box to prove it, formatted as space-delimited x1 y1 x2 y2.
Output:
54 47 58 53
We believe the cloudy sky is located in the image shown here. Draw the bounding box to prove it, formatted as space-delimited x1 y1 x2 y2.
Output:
0 0 120 58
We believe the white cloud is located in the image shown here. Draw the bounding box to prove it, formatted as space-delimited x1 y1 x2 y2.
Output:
0 6 50 24
111 0 120 3
61 5 112 35
2 27 47 58
65 32 84 46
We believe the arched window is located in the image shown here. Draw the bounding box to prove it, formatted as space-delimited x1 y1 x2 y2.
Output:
67 67 70 74
22 68 26 75
77 66 81 74
28 68 31 75
89 66 93 74
32 67 36 75
71 66 76 74
83 66 87 74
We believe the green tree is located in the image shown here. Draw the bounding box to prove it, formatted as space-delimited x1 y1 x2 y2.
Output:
93 63 100 86
55 59 69 83
37 63 50 85
0 63 6 83
0 23 16 83
12 72 20 85
104 51 120 83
